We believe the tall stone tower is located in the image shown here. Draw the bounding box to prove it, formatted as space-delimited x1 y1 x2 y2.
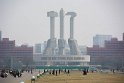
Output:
43 11 58 55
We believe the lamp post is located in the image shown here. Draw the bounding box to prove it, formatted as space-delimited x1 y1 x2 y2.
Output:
31 76 35 83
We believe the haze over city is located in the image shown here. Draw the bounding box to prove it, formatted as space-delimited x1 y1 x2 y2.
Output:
0 0 124 46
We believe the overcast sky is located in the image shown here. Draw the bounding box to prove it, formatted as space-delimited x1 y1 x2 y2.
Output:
0 0 124 46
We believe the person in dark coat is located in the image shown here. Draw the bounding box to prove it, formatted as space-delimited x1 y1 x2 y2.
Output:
67 70 70 76
56 70 57 76
59 69 61 74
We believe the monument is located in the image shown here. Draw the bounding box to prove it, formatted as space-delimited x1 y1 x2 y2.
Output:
58 8 66 55
34 9 90 66
43 11 58 55
66 12 80 55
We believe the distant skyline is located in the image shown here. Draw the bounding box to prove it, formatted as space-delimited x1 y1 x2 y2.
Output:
0 0 124 46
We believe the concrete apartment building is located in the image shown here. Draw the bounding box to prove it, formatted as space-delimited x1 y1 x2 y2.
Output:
0 34 33 69
87 33 124 69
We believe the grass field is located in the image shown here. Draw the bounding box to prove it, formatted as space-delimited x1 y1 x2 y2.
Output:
25 71 124 83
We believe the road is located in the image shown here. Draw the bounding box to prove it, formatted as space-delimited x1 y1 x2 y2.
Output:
0 70 40 83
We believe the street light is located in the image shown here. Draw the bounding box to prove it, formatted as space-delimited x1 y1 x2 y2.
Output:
20 81 24 83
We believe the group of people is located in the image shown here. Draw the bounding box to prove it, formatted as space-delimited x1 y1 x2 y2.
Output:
48 69 61 76
41 68 89 76
64 69 70 75
9 70 22 77
0 69 8 78
0 68 89 79
42 68 90 76
0 69 23 78
42 69 70 76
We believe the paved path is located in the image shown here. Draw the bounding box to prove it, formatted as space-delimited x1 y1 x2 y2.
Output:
0 70 41 83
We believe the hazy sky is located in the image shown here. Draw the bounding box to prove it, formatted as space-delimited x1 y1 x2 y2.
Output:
0 0 124 46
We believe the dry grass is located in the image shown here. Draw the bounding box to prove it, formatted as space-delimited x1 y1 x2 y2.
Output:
25 71 124 83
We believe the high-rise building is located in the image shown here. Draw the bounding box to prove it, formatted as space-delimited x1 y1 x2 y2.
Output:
34 44 42 53
93 35 112 47
87 33 124 68
34 42 47 54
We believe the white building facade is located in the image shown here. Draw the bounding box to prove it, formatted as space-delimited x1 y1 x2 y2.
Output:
33 54 90 66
